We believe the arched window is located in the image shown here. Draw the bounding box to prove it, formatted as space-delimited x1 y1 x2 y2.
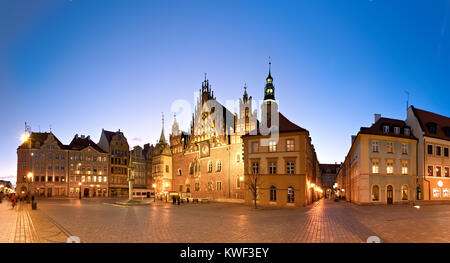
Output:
208 161 213 173
177 169 182 176
216 160 222 172
270 186 276 201
401 185 408 200
372 185 380 201
287 186 294 203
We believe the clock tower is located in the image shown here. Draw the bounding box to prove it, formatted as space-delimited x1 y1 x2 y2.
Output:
261 60 278 124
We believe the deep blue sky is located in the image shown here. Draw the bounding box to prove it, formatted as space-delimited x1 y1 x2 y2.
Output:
1 0 450 185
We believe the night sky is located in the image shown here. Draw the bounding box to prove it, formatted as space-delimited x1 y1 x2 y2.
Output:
1 0 450 185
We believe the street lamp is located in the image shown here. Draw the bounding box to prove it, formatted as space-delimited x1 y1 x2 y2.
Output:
78 182 82 200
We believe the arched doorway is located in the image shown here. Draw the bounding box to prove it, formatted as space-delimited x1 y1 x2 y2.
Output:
387 185 393 204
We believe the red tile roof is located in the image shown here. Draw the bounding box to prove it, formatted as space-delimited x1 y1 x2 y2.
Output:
359 117 416 140
69 135 106 153
245 112 307 136
411 106 450 141
17 132 69 150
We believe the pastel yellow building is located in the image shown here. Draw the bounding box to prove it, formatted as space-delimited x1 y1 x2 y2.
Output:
242 66 321 208
337 115 417 205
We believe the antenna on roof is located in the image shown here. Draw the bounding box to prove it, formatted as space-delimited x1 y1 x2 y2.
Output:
49 124 52 133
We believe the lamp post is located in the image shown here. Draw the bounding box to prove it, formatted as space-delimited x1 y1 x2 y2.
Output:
26 172 33 203
127 167 135 202
78 182 82 200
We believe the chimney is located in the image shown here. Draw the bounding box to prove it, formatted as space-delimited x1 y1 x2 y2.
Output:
351 135 357 144
374 114 381 123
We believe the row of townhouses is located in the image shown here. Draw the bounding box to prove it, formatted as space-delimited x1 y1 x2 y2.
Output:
336 107 450 204
16 131 155 198
16 64 326 208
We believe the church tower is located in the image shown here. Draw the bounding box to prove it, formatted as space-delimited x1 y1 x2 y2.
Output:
261 59 278 124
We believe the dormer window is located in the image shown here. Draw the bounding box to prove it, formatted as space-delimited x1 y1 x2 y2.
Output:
426 123 437 134
444 127 450 137
382 125 389 133
394 127 400 135
404 127 410 136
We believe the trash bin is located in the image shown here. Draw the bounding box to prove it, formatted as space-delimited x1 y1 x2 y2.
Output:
32 202 37 210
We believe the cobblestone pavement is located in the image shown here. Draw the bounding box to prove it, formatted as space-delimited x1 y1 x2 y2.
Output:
0 200 70 243
31 198 450 243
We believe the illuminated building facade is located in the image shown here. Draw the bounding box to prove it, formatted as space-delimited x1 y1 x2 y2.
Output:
336 115 417 204
16 132 69 197
406 106 450 201
68 134 109 198
98 129 130 197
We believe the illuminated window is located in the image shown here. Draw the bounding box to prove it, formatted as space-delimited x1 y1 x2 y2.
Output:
82 176 86 182
286 139 294 152
444 189 450 198
436 166 442 177
287 187 295 203
428 165 434 176
383 125 389 133
372 160 379 174
402 161 408 175
445 167 449 178
269 141 277 152
269 162 276 174
216 181 222 191
207 182 213 191
372 185 379 201
386 160 394 174
433 188 441 198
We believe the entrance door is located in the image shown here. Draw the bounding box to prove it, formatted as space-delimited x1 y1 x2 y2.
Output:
84 188 90 197
47 188 52 197
387 185 393 204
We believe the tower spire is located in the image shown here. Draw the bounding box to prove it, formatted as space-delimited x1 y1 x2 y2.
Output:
159 112 166 143
264 58 275 100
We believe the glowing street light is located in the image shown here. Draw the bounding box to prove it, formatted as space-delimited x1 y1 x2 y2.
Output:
20 133 30 143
